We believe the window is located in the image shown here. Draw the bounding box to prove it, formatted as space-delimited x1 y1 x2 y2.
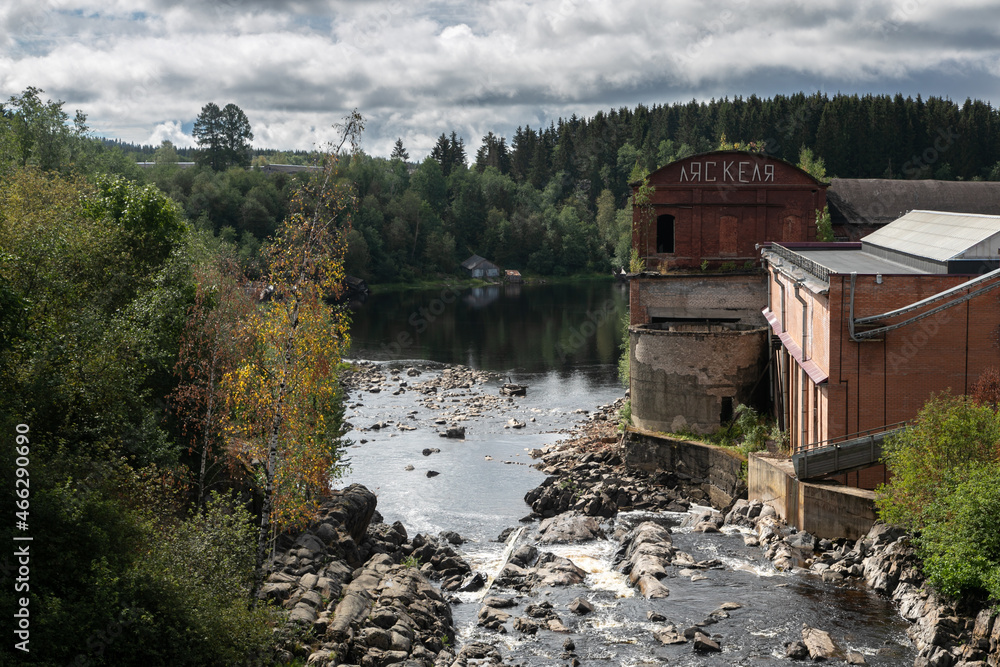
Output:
656 214 675 253
720 397 734 424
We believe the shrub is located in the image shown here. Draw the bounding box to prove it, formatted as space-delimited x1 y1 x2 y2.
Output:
877 392 1000 604
917 463 1000 602
877 392 1000 531
618 399 632 433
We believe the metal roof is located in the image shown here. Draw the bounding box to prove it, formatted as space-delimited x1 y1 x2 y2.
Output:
828 179 1000 228
790 248 924 276
861 210 1000 263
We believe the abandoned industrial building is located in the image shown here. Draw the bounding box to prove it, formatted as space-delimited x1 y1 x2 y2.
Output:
628 149 1000 493
762 210 1000 488
628 150 828 434
631 150 828 272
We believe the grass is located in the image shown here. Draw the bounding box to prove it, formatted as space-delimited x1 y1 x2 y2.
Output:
649 405 788 458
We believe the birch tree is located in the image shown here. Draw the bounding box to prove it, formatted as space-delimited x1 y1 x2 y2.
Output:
223 111 363 603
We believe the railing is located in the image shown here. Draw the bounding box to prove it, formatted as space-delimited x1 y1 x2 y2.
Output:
796 421 910 454
767 244 831 283
793 422 910 481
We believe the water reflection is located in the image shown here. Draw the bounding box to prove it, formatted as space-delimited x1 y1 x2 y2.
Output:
347 280 629 374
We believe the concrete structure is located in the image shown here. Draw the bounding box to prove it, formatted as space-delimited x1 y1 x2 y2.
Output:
628 272 772 434
632 150 827 272
630 321 769 434
623 428 747 509
749 454 878 540
629 272 766 326
762 210 1000 488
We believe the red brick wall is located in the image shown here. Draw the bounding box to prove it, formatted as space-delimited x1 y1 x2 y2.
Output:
633 151 827 270
780 269 1000 489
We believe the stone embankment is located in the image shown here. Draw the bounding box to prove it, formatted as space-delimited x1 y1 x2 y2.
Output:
262 484 484 666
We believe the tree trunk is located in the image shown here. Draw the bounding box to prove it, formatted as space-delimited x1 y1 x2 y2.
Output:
249 296 300 608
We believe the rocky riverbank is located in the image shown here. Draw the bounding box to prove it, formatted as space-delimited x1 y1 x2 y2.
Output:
262 484 479 666
273 363 993 666
521 412 1000 667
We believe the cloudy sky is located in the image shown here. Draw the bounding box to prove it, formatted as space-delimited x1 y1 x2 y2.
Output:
2 0 999 159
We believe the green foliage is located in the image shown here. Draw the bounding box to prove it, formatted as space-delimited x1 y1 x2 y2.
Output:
617 309 631 389
797 146 828 182
0 86 89 172
401 554 422 569
0 159 279 661
720 261 737 272
877 393 1000 603
877 393 1000 531
815 205 834 242
917 463 1000 603
710 404 776 456
628 248 646 274
618 399 632 432
193 102 254 171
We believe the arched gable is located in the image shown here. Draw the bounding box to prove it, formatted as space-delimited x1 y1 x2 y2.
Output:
644 150 826 188
632 151 828 270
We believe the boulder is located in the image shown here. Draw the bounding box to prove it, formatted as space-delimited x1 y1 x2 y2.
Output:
476 605 511 631
636 574 670 599
802 625 841 661
692 632 721 652
512 616 541 634
530 552 588 587
537 512 605 544
654 628 687 645
785 641 809 659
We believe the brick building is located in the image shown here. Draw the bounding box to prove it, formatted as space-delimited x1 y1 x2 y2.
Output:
628 151 829 433
632 150 827 272
762 210 1000 488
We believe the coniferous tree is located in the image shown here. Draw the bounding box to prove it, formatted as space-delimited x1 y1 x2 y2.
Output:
390 138 409 161
193 102 253 171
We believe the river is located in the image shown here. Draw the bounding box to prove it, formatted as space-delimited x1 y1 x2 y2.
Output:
340 280 916 665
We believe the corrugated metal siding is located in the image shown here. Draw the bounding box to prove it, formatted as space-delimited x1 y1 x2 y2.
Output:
862 210 1000 262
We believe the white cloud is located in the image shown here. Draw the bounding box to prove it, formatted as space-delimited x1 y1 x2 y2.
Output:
0 0 996 157
147 120 194 148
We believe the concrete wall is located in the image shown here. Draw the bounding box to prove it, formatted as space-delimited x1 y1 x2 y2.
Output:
749 454 878 540
623 428 747 509
629 272 768 326
630 323 769 434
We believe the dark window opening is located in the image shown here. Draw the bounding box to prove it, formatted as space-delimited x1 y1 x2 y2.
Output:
656 214 675 253
720 397 734 425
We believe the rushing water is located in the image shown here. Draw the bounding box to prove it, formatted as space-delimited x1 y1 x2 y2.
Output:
341 280 916 665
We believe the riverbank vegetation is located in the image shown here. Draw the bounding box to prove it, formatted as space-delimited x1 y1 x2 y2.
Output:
877 375 1000 607
0 91 357 664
